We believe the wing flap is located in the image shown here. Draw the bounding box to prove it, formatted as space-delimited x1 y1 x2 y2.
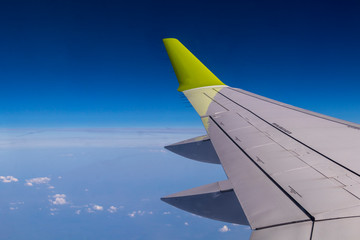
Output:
164 135 220 164
161 180 249 225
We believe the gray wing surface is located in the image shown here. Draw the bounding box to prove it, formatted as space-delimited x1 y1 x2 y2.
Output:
161 39 360 240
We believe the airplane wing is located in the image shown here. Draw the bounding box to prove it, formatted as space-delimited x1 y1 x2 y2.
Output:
161 38 360 240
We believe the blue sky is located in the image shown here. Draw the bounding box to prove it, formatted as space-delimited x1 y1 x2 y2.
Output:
0 128 251 239
1 0 360 127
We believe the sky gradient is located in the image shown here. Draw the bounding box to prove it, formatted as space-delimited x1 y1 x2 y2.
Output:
1 0 360 127
1 1 360 239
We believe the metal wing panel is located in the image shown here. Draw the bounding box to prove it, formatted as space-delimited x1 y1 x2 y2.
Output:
217 87 360 176
312 217 360 240
181 86 360 225
205 89 360 220
205 116 310 229
209 110 360 219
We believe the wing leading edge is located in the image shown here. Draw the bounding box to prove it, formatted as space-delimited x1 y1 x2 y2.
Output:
161 38 360 240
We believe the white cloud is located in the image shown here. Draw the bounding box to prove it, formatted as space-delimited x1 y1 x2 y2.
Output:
9 207 18 210
219 225 230 233
163 211 171 215
48 185 55 189
93 205 103 211
184 222 189 226
75 210 81 215
107 206 117 213
51 194 67 205
0 176 18 183
25 177 50 186
128 211 136 218
127 209 154 217
127 210 146 217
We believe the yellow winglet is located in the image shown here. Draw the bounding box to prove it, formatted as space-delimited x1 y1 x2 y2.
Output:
163 38 225 92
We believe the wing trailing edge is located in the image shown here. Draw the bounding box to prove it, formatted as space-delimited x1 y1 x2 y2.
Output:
161 180 249 225
164 135 220 164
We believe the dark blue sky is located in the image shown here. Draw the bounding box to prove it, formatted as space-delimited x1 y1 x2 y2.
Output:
1 0 360 127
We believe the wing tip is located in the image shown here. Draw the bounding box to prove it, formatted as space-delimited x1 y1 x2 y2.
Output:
163 38 225 92
162 38 178 43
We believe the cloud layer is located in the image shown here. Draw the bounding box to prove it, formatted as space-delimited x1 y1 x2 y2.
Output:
0 176 18 183
25 177 51 186
51 194 67 205
219 225 230 233
0 128 204 148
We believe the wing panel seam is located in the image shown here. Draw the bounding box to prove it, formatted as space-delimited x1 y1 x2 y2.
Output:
209 115 315 223
214 88 360 179
228 87 360 129
203 92 229 111
254 219 312 231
